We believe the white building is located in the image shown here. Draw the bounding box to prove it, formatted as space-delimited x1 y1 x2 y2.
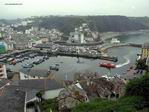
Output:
111 38 120 44
74 33 79 41
28 38 43 48
25 29 31 34
6 42 14 51
21 21 28 26
80 33 85 43
5 40 14 51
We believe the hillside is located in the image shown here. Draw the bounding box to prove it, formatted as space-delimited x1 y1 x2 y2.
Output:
1 16 149 35
130 17 149 27
31 16 149 34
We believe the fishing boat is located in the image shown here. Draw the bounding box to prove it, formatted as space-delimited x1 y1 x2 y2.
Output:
33 59 44 65
49 65 59 71
43 55 49 60
22 63 34 68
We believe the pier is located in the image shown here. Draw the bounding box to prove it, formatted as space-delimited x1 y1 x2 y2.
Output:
54 52 118 62
99 43 142 52
0 42 142 63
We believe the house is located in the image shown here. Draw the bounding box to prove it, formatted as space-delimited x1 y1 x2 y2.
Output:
79 77 115 99
74 72 125 100
11 79 64 102
4 39 14 51
11 34 42 50
6 41 14 51
141 43 149 59
109 76 126 97
28 38 42 48
0 85 26 112
0 63 7 79
57 82 89 111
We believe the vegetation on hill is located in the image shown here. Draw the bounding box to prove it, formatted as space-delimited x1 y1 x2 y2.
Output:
1 16 149 35
130 17 149 27
31 16 149 35
72 96 146 112
38 98 59 112
125 73 149 99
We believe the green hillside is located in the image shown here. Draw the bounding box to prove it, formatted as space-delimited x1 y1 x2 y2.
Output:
31 16 149 35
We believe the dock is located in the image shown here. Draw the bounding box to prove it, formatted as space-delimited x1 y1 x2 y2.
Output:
54 52 118 62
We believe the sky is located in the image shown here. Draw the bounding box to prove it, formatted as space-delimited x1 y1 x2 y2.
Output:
0 0 148 19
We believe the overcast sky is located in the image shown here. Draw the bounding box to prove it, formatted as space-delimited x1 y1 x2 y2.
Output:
0 0 148 19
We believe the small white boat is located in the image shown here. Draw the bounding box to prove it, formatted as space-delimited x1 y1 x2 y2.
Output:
111 38 120 44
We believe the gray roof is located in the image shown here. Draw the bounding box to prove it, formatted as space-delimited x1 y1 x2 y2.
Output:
9 79 64 101
2 85 38 102
0 85 26 112
20 68 50 77
12 79 64 91
0 79 10 88
142 43 149 49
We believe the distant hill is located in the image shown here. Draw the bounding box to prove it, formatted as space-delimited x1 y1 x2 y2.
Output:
129 17 149 27
1 16 149 35
31 16 149 34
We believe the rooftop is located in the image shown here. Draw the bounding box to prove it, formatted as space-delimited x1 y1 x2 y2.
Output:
0 79 10 88
11 79 64 91
0 85 26 112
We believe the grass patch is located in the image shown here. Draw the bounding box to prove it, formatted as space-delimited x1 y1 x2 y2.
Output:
72 96 145 112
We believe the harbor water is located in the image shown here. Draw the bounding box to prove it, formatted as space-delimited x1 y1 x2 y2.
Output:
8 30 149 80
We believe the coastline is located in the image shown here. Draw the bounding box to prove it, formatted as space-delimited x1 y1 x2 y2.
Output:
100 29 149 42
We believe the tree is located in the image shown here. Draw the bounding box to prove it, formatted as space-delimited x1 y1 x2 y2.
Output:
136 58 148 70
36 91 44 102
125 74 149 97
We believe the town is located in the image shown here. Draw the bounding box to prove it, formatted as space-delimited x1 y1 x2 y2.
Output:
0 16 149 112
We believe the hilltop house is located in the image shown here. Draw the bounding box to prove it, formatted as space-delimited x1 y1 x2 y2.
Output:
57 82 89 111
74 72 126 100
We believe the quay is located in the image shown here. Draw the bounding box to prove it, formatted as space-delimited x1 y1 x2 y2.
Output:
0 49 34 59
99 43 142 52
54 52 118 62
0 49 118 63
0 42 142 63
54 41 103 46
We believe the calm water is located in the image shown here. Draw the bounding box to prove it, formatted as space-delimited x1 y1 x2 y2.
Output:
9 30 149 80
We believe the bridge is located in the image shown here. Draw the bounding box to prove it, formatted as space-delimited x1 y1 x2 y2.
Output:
99 43 142 52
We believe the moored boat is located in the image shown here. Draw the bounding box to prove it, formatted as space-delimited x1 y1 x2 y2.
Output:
49 65 59 71
22 63 34 68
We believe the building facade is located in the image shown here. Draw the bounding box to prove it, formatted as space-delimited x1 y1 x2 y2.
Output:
0 64 7 79
141 43 149 59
